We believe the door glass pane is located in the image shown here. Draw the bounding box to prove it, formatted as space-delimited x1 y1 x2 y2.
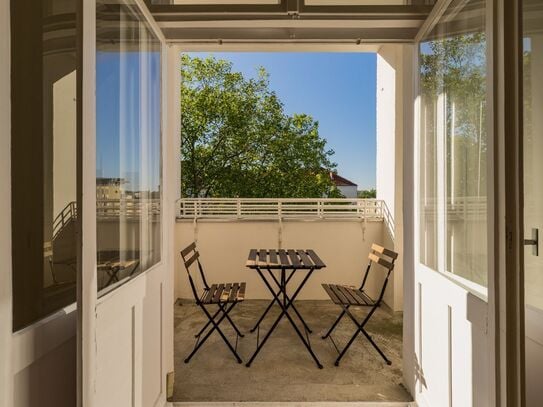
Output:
96 1 162 293
418 66 438 270
11 0 78 331
418 0 488 287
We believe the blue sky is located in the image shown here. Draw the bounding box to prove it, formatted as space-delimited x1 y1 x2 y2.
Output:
188 52 377 190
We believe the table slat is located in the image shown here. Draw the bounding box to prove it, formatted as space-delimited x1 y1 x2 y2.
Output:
269 249 279 266
306 250 326 268
258 249 268 265
278 249 290 266
297 250 314 267
287 249 302 266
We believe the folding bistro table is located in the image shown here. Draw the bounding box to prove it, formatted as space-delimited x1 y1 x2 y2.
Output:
245 248 326 368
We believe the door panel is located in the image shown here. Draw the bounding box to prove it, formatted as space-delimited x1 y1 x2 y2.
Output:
523 1 543 404
415 0 492 405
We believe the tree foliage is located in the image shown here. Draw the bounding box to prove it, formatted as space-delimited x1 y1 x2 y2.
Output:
180 54 341 198
357 189 376 199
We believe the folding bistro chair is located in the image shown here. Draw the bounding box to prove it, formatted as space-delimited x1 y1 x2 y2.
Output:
180 242 246 364
321 243 398 366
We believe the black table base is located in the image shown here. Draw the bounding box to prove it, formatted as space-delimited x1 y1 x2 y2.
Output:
246 266 323 369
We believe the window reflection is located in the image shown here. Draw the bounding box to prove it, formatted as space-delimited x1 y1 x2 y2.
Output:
419 0 488 287
11 0 78 331
96 1 162 293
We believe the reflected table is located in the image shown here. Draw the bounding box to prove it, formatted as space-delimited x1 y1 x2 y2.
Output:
245 248 326 368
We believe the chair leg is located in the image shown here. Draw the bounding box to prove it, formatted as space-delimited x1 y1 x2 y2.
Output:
360 328 391 365
184 303 242 364
219 302 244 337
322 307 348 339
333 305 390 367
334 327 362 366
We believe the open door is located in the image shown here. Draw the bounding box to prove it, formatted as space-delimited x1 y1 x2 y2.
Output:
522 0 543 404
79 1 173 406
413 0 494 405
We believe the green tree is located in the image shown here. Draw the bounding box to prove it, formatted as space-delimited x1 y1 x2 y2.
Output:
180 54 341 198
357 188 376 199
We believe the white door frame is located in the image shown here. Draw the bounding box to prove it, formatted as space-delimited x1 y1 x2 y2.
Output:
0 0 13 405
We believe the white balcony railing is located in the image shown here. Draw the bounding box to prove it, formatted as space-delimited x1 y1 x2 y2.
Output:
176 198 390 222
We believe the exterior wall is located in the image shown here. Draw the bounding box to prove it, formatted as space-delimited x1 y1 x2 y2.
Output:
175 219 401 310
337 185 357 198
376 44 406 313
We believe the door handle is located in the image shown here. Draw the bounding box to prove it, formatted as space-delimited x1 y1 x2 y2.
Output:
524 227 539 256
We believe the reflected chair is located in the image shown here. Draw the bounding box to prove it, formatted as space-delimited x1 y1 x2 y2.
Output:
322 243 398 366
180 242 246 364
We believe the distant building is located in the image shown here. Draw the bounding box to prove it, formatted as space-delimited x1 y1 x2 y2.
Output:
96 178 125 200
329 172 358 198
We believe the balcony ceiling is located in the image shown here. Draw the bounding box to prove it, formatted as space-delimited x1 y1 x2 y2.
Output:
146 0 435 44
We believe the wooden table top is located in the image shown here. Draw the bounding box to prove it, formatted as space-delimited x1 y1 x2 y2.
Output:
246 249 326 270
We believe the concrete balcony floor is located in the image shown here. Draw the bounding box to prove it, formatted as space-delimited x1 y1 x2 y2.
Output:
173 300 410 403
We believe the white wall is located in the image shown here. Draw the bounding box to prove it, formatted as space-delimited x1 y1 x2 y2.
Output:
376 44 407 313
175 219 402 310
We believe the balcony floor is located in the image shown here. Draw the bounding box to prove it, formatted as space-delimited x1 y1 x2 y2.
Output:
174 300 410 403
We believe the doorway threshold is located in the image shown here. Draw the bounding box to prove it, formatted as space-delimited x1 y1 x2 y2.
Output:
171 402 417 407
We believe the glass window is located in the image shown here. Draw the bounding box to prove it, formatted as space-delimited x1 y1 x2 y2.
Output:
418 0 488 287
11 0 78 331
96 1 162 293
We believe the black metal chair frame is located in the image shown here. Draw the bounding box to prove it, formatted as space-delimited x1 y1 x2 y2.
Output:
180 242 245 364
322 243 398 367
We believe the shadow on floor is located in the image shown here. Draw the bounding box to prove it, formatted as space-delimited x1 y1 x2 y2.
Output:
173 300 411 403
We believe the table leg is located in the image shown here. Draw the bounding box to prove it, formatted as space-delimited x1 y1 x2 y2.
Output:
250 269 312 334
246 267 322 369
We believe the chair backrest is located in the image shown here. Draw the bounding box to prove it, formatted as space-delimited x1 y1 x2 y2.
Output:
360 243 399 305
180 242 210 302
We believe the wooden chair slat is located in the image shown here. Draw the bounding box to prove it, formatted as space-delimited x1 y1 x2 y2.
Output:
307 250 326 268
221 283 232 302
371 243 398 260
181 242 197 258
212 284 225 303
322 284 341 304
203 284 217 303
184 251 200 269
330 284 351 305
337 285 363 305
229 282 239 301
287 249 302 266
278 249 290 266
349 287 373 306
368 252 393 270
238 282 247 299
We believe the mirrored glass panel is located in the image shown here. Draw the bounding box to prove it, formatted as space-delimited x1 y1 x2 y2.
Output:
96 0 162 293
11 0 78 331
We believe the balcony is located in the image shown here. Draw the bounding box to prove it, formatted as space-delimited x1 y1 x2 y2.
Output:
173 198 406 403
